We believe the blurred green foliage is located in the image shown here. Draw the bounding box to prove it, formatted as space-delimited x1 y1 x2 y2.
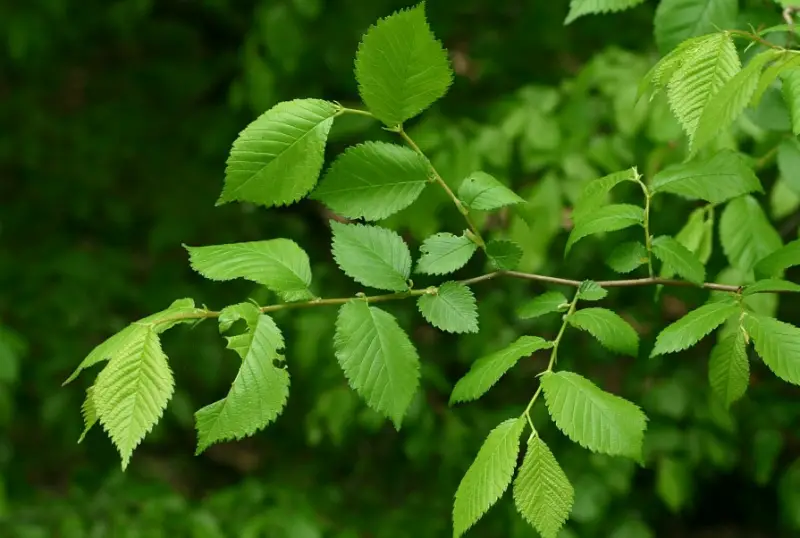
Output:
2 0 800 536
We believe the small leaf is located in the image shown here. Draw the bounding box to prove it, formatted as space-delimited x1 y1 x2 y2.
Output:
743 314 800 385
453 417 526 537
218 99 338 207
577 280 608 301
672 207 714 267
218 302 262 334
418 282 479 334
754 239 800 278
743 279 800 295
416 233 478 275
78 385 97 443
450 336 553 404
651 300 739 356
513 436 574 538
708 330 749 408
457 171 525 211
777 137 800 195
517 292 569 320
781 68 800 135
572 168 638 223
312 142 430 220
186 240 313 301
752 52 800 106
565 0 646 25
355 3 453 127
566 204 644 253
720 195 783 273
541 371 647 459
486 240 523 270
606 241 648 273
330 221 412 291
568 308 639 357
654 0 738 53
651 150 762 204
639 34 716 99
651 235 706 285
334 300 420 427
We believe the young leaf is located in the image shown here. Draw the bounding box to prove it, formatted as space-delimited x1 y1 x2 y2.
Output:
312 142 430 220
486 239 523 270
566 204 644 253
195 314 290 454
754 239 800 278
457 171 525 211
186 240 314 301
651 300 739 356
777 137 800 195
513 436 574 538
218 302 262 334
654 0 738 53
416 232 478 275
453 417 526 537
708 330 749 408
354 3 453 127
218 99 338 207
517 292 569 320
78 385 97 443
564 0 645 25
782 68 800 135
743 279 800 295
572 168 637 224
417 282 479 334
651 235 706 285
639 34 715 99
450 336 553 404
606 241 648 273
720 195 782 273
330 221 412 291
577 280 608 301
540 371 647 459
568 308 639 357
334 300 420 427
651 150 762 204
743 314 800 385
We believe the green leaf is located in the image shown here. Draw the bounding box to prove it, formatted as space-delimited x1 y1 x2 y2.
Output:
218 99 338 207
572 168 638 223
541 371 647 459
674 207 714 264
656 457 692 513
651 300 739 356
781 68 800 135
771 178 800 220
217 303 284 358
457 171 525 211
639 34 716 100
564 0 646 24
654 0 738 53
667 32 740 143
708 330 749 407
78 385 97 443
418 282 478 334
517 292 569 320
720 195 783 272
93 327 174 469
450 336 553 404
186 240 313 301
743 279 800 295
606 241 648 273
744 314 800 385
486 239 523 270
330 221 411 291
354 3 453 127
453 417 526 537
566 204 644 253
754 239 800 278
312 142 430 220
333 300 420 427
568 308 639 356
752 53 800 106
651 236 706 285
577 280 608 301
777 137 800 195
195 314 289 454
513 436 574 538
416 232 478 275
651 150 762 204
218 302 262 334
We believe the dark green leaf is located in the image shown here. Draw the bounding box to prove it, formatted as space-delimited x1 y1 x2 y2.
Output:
486 240 523 270
651 235 706 285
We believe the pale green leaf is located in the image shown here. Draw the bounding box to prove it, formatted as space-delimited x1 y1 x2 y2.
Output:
654 0 738 53
770 179 800 220
572 168 638 224
674 207 714 264
453 417 526 537
416 233 478 275
334 300 420 427
78 385 97 443
566 204 644 253
330 221 411 291
639 34 716 100
354 3 453 127
752 52 800 106
568 308 639 356
486 239 523 270
457 171 525 211
186 240 313 301
312 142 430 220
708 330 749 407
743 279 800 295
777 137 800 195
720 195 783 272
195 314 289 453
744 314 800 385
541 371 647 459
781 68 800 135
651 300 739 356
651 150 762 204
218 302 262 334
606 241 648 273
517 292 569 320
513 436 574 538
564 0 645 24
418 282 478 334
218 99 338 207
577 280 608 301
450 336 553 404
651 235 706 285
754 239 800 278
